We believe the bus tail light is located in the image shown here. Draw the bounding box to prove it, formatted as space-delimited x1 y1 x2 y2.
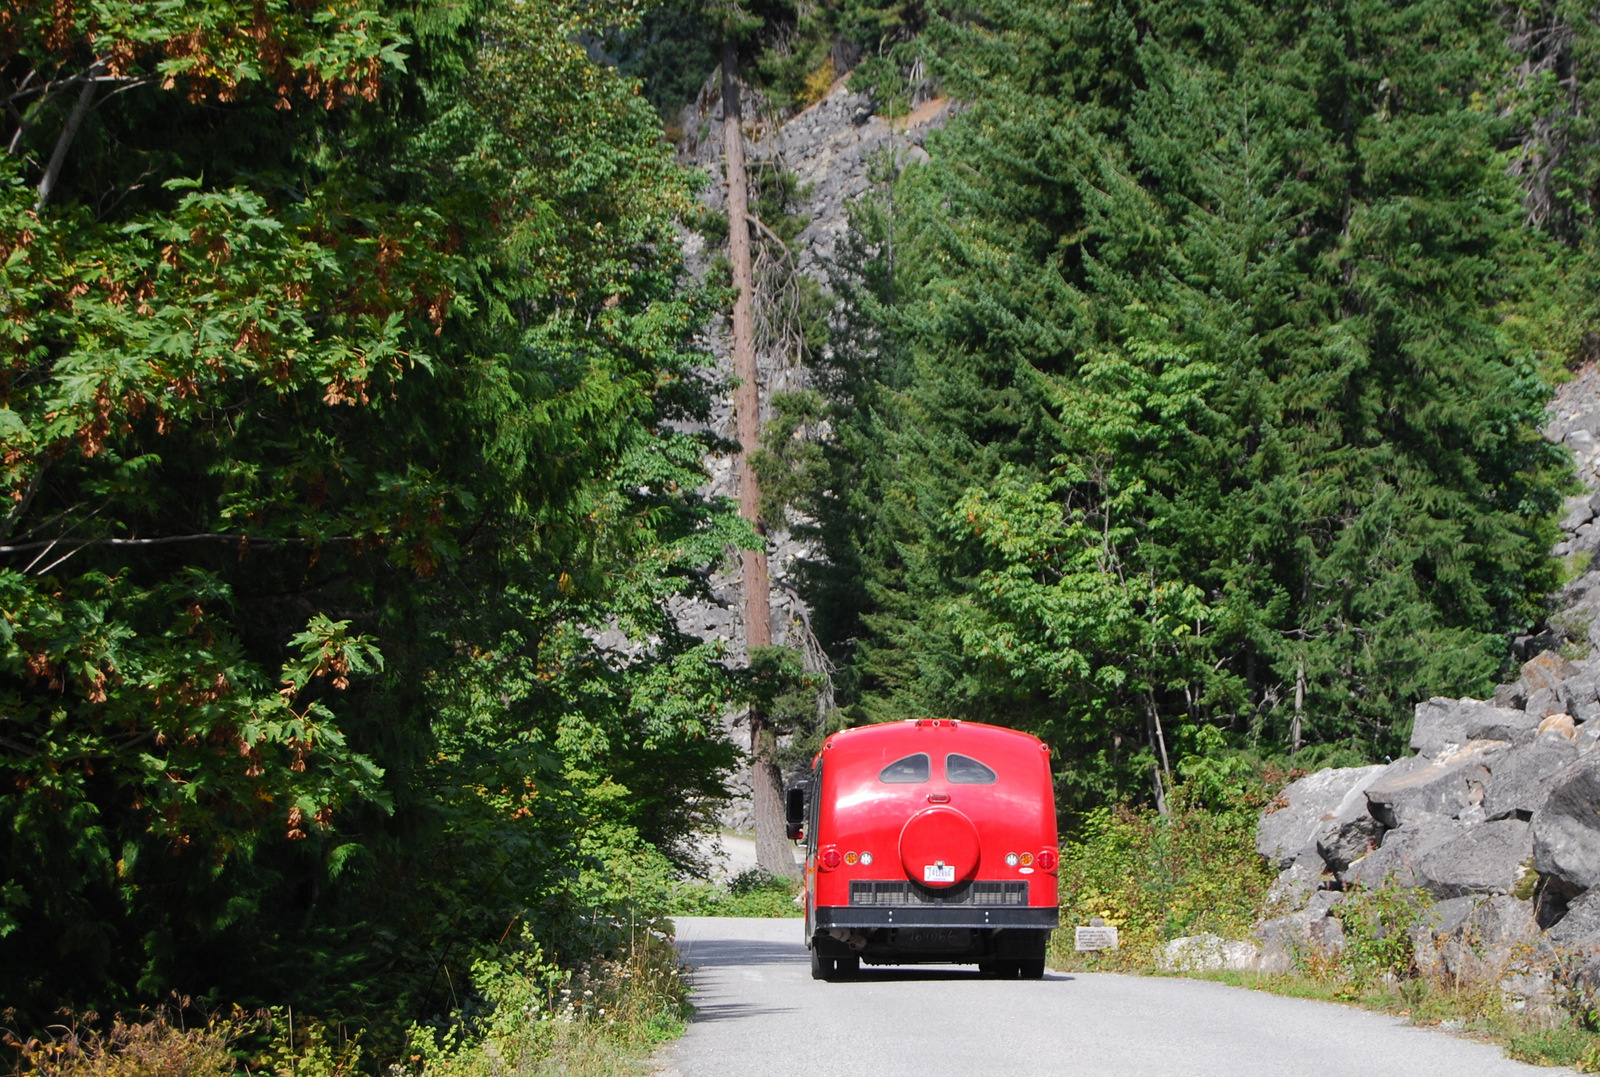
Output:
1038 848 1059 873
820 846 842 871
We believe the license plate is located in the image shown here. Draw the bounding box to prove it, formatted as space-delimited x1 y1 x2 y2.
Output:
901 928 971 950
923 863 955 883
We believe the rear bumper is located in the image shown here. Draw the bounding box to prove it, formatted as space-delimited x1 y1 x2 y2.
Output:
814 905 1059 930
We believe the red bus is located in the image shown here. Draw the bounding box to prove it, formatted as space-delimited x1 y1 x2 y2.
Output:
788 719 1059 980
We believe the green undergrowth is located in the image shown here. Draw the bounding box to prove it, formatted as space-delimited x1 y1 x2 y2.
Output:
1047 778 1277 972
9 933 690 1077
670 869 803 918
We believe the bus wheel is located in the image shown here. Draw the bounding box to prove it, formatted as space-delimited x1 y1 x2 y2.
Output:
1020 959 1045 980
811 950 858 981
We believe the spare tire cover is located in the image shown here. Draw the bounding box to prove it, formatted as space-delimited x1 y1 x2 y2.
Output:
899 806 981 888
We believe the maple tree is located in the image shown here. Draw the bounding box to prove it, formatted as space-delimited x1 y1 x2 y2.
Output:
1 0 741 1034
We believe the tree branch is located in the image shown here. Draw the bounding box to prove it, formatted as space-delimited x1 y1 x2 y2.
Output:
0 533 359 555
35 67 100 211
746 212 792 258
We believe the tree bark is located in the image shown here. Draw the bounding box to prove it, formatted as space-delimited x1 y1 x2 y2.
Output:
1145 697 1171 817
35 70 98 211
722 43 796 880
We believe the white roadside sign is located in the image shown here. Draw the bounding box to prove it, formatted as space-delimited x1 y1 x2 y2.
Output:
1075 925 1119 951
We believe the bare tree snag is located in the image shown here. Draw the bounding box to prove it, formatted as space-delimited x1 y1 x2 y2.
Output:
722 43 797 880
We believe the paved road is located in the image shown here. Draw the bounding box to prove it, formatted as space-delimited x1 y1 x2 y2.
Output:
655 917 1574 1077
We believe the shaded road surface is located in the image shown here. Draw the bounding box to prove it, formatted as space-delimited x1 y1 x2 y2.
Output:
654 917 1572 1077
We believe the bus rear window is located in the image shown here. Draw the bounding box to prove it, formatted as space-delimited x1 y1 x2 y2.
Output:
879 753 930 783
946 753 997 784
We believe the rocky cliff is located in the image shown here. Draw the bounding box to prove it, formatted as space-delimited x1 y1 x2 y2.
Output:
648 77 952 830
1237 362 1600 1002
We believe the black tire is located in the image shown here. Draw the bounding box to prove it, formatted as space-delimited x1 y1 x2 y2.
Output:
977 960 996 977
994 960 1020 979
811 948 857 981
1020 959 1046 980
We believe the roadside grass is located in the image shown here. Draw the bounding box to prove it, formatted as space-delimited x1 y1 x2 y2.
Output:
1152 968 1600 1071
670 868 802 918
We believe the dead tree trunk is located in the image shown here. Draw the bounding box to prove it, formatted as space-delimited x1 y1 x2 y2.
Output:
722 42 796 880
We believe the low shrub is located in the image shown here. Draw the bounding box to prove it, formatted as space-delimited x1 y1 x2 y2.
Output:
406 929 689 1077
1048 783 1274 970
1332 879 1434 991
670 869 802 918
7 1012 239 1077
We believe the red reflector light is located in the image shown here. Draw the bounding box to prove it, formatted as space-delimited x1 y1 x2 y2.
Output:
1038 848 1059 872
820 847 842 870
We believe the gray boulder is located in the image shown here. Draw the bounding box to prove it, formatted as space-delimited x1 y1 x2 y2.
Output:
1344 814 1467 891
1523 650 1579 697
1411 895 1541 985
1495 681 1528 710
1543 889 1600 999
1157 933 1261 972
1533 753 1600 894
1415 818 1534 899
1579 719 1600 751
1548 887 1600 949
1316 816 1386 873
1528 686 1566 719
1409 697 1525 757
1568 492 1593 531
1576 694 1600 724
1564 494 1597 532
1410 697 1480 757
1256 765 1387 869
1565 676 1600 720
1262 862 1324 918
1465 707 1542 747
1484 737 1580 821
1255 890 1345 974
1364 742 1500 830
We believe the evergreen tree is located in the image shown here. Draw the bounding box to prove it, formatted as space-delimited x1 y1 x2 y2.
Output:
795 0 1568 807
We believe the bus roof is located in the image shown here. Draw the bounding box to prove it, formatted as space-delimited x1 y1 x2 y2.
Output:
816 720 1045 766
